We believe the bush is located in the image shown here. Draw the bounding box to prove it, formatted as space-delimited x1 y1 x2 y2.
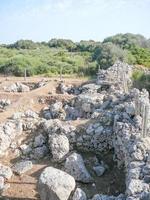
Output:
93 42 129 69
132 70 150 92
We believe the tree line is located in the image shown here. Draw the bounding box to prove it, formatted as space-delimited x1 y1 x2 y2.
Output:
0 33 150 77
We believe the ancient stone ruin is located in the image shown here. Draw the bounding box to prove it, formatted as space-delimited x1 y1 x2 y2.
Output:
0 62 150 200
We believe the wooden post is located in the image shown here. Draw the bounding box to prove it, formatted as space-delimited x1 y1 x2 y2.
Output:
142 104 149 138
117 62 119 82
122 66 128 93
135 94 140 116
98 65 100 72
60 66 62 81
24 68 27 81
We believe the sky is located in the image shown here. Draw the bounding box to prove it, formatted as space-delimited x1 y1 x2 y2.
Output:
0 0 150 44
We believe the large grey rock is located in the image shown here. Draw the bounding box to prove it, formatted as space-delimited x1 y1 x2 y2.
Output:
12 161 33 175
73 188 87 200
65 153 93 183
38 167 75 200
49 134 69 161
0 164 12 179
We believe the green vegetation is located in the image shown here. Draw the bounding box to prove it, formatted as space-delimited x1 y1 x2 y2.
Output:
0 33 150 77
0 44 97 77
132 70 150 92
93 33 150 68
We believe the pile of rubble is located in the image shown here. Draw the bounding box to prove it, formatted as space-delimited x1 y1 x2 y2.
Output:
3 80 48 93
4 82 30 92
0 62 150 200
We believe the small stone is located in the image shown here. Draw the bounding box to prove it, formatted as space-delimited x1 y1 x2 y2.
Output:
144 175 150 183
32 145 48 159
131 150 143 161
93 165 105 176
12 161 33 175
33 134 46 148
73 188 87 200
143 165 150 175
125 103 135 116
92 183 96 187
128 168 141 179
82 103 91 113
94 126 104 135
20 144 32 155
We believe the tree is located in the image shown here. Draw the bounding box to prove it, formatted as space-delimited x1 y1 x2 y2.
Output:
48 39 76 51
8 40 38 49
92 42 130 69
76 40 101 52
103 33 149 49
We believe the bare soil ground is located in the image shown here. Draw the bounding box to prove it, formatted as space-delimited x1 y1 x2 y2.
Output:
0 76 86 122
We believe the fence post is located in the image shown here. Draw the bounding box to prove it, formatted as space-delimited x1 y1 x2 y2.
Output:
60 66 62 81
135 94 140 116
24 68 27 81
142 104 149 138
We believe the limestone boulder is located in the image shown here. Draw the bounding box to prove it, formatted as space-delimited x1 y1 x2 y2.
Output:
65 153 93 183
38 167 75 200
49 134 69 161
